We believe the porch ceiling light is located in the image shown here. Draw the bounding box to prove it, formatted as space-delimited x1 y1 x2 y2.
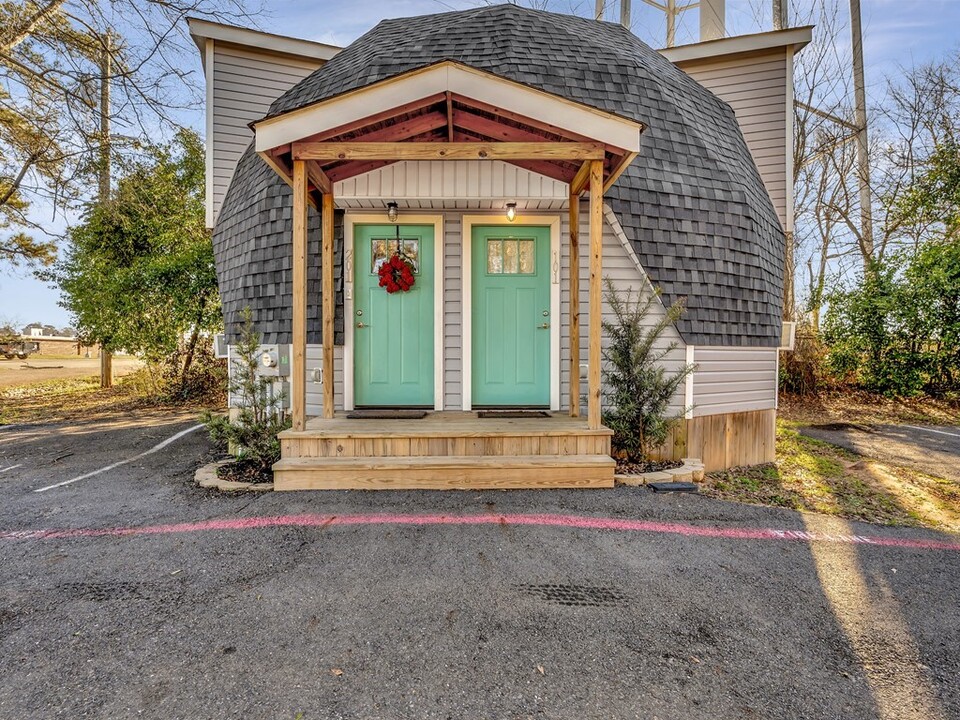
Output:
505 203 517 222
387 202 399 223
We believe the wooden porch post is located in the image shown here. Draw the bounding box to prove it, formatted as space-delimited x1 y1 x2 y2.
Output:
587 160 604 430
568 191 580 417
322 192 337 419
321 190 335 419
291 159 308 431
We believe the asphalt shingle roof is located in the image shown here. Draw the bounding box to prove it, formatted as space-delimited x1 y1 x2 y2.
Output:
214 3 784 347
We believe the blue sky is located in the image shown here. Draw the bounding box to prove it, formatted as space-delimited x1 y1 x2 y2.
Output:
2 0 959 329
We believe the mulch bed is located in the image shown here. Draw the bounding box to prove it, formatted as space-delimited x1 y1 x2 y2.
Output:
216 457 274 485
615 458 683 475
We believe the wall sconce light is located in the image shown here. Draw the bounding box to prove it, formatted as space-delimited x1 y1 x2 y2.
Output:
505 202 517 222
387 202 399 223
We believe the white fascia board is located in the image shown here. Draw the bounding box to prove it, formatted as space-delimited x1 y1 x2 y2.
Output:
253 61 644 154
659 26 813 64
187 17 340 64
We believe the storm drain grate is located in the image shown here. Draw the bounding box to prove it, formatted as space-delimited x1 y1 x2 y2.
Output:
515 583 629 607
58 581 158 602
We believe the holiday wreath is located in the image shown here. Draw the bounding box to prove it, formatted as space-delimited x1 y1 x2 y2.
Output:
378 253 416 293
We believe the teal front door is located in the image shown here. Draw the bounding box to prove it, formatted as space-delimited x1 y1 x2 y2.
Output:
354 224 434 407
472 225 551 407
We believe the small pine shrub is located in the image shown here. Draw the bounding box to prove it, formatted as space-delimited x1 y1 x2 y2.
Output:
601 279 695 462
202 309 290 474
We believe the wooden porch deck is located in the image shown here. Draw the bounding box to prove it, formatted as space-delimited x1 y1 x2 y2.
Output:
273 412 615 490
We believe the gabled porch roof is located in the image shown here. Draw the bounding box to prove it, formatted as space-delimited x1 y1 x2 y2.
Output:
251 60 645 202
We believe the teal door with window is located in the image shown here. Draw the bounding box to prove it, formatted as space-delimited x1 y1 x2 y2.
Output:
354 224 434 407
471 225 551 407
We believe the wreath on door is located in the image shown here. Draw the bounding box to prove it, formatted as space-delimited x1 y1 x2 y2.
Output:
378 252 416 293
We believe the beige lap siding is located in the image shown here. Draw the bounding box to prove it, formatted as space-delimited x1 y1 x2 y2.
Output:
675 51 789 226
211 45 320 222
304 344 345 415
690 347 778 417
561 202 688 414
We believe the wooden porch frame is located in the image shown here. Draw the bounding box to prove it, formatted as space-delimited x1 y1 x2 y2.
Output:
288 148 609 432
292 141 605 162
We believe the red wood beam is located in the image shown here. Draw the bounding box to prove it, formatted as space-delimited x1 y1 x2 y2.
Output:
298 93 447 143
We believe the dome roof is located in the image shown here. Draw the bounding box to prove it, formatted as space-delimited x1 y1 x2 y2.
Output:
215 4 784 346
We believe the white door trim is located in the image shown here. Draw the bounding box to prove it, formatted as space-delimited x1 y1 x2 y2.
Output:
343 212 445 411
461 214 561 411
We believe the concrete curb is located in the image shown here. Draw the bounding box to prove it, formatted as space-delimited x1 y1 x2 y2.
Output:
195 460 274 492
615 458 704 487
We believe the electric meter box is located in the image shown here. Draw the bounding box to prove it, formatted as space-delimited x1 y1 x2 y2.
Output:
257 344 291 378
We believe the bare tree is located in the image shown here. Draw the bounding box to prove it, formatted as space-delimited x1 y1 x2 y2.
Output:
0 0 260 270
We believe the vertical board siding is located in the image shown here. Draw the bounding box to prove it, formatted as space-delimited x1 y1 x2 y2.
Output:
691 346 778 416
335 160 569 201
678 52 788 226
210 45 322 223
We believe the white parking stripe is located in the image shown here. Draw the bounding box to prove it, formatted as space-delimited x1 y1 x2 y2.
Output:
0 464 23 473
33 424 204 493
901 425 960 439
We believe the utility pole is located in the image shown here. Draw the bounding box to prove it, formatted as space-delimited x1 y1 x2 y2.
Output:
772 0 787 29
98 34 113 388
620 0 632 28
595 0 604 20
849 0 873 268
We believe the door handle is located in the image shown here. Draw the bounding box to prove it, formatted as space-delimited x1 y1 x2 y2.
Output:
356 322 366 329
538 323 550 329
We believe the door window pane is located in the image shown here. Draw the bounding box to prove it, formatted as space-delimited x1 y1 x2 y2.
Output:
372 237 419 273
519 239 535 274
487 239 502 274
486 237 535 275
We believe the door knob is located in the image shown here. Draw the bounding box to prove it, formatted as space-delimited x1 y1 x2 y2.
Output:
356 322 366 329
538 322 550 329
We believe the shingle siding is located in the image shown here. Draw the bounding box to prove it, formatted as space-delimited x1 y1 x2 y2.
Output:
214 146 344 345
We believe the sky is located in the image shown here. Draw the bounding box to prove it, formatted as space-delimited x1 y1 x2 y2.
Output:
2 0 959 330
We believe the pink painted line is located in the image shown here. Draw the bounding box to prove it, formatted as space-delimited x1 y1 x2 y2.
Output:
2 512 959 551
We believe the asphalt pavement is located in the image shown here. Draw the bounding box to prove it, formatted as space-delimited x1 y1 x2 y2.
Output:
800 422 960 483
0 412 958 720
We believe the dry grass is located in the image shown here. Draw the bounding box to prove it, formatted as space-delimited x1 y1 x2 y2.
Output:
0 368 220 426
702 423 960 533
779 389 960 426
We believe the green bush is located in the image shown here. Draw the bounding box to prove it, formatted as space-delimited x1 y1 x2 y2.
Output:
202 309 290 473
823 238 960 397
601 279 694 461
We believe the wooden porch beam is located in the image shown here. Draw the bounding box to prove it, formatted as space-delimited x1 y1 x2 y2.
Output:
321 190 335 420
291 159 308 431
306 160 332 194
570 160 592 196
569 191 581 418
293 141 605 162
445 91 454 142
587 159 604 430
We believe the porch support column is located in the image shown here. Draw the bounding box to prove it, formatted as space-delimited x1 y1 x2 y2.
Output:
568 191 580 417
321 190 335 419
587 160 604 430
291 159 308 431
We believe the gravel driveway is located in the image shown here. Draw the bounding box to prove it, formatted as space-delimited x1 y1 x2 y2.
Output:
0 412 958 720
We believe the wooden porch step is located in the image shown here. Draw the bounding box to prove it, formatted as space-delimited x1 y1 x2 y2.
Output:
272 454 616 491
